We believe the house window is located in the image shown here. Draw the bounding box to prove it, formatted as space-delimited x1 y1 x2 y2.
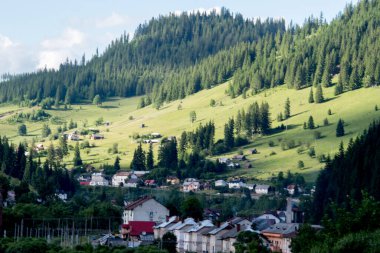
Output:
149 211 154 221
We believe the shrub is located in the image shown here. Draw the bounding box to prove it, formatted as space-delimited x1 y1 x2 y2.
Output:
313 131 322 140
268 140 275 147
269 151 277 156
298 160 305 169
308 147 316 157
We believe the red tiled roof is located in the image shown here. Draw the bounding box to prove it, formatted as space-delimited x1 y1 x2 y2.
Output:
80 181 90 185
122 221 155 236
125 196 153 210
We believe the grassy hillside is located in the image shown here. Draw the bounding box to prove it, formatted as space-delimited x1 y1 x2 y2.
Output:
1 83 379 181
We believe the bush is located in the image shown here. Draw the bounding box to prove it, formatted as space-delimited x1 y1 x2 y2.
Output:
281 139 297 150
234 136 249 147
18 124 27 136
298 160 305 169
318 154 327 163
313 131 322 140
323 118 329 126
308 147 316 157
269 151 276 156
268 140 275 147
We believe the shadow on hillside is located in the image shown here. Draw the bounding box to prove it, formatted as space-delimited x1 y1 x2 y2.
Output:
291 110 308 117
269 123 301 134
323 96 338 103
100 105 119 109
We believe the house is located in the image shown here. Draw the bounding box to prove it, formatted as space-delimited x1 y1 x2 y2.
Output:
122 196 169 224
154 216 179 239
286 184 298 195
218 157 231 164
255 185 272 194
166 176 180 185
132 171 150 177
183 220 214 253
55 192 68 201
182 178 200 192
169 218 198 251
121 221 155 240
68 134 80 141
35 144 45 151
214 180 227 187
150 133 162 138
85 164 96 172
261 223 299 253
89 173 109 186
144 180 156 187
253 213 281 225
233 155 246 161
112 172 130 187
245 183 255 191
227 163 240 169
125 178 142 188
228 180 246 189
90 133 104 140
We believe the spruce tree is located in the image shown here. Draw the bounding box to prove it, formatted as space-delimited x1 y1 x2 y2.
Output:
335 81 344 95
224 118 235 149
336 119 345 137
284 97 291 119
315 84 324 103
59 135 68 155
308 116 315 129
114 156 121 171
73 142 82 166
131 143 146 170
146 143 154 170
308 88 314 103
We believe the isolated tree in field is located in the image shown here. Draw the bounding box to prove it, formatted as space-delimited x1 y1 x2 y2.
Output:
131 143 146 170
41 124 51 138
146 143 154 170
18 124 27 136
314 84 324 103
210 99 216 107
375 105 378 111
73 142 82 166
308 116 315 129
92 94 102 106
189 111 197 124
328 109 332 115
308 88 314 103
284 97 291 119
336 119 345 137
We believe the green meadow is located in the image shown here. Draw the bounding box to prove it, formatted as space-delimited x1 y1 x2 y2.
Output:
1 82 379 182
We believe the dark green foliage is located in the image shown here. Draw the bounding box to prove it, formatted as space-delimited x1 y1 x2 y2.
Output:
314 131 322 139
328 109 332 115
375 105 378 111
323 118 329 126
162 232 177 253
308 116 315 129
73 142 82 166
224 118 235 149
158 138 178 169
41 123 51 138
131 143 146 170
284 97 291 119
18 124 27 136
210 99 216 107
308 88 314 103
181 196 203 220
313 121 380 223
114 156 121 171
314 84 324 103
234 231 269 253
336 119 345 137
298 160 305 169
189 111 196 124
146 143 154 170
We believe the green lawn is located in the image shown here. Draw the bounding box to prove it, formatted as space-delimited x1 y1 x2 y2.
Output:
0 83 379 182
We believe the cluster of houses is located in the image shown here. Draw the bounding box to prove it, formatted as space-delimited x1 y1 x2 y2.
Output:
78 171 152 188
119 196 314 253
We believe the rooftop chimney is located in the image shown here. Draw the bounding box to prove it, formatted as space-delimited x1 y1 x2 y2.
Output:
236 224 241 232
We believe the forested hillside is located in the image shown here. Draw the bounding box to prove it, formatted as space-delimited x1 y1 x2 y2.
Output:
0 0 379 105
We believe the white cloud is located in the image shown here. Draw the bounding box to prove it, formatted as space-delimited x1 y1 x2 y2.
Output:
96 12 130 28
37 28 85 70
0 34 36 74
174 6 222 16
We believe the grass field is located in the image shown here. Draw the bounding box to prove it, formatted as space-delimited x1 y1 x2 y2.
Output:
1 83 379 182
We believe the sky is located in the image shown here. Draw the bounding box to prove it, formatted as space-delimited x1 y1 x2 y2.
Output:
0 0 358 75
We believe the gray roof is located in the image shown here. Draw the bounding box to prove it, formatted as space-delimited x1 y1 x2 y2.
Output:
261 223 299 237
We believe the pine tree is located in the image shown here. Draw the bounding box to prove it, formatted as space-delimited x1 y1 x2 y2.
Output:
146 143 154 170
314 84 324 103
131 143 146 170
335 81 344 95
59 135 68 155
224 118 235 149
114 156 121 171
308 88 314 103
284 97 291 119
336 119 345 137
73 142 82 166
308 116 315 129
